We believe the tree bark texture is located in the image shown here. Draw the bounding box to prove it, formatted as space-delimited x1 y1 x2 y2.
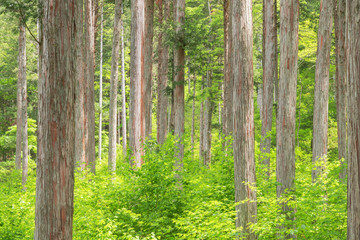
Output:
34 0 77 238
15 19 26 171
260 0 277 178
108 0 122 172
231 0 257 237
312 0 333 182
85 0 97 174
145 0 155 139
334 0 347 180
346 0 360 238
121 3 127 154
174 0 185 164
156 0 170 145
222 0 232 139
98 4 103 163
276 0 299 236
20 20 28 187
191 76 196 153
75 0 86 171
130 0 145 168
202 71 213 166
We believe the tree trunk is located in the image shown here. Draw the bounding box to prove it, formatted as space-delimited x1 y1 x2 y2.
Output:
276 0 299 237
334 0 347 180
191 76 196 153
85 0 97 174
108 0 122 172
261 0 277 178
34 0 77 238
222 0 232 140
130 0 146 168
156 0 169 144
231 0 257 237
15 19 25 171
274 0 279 106
174 0 185 173
98 4 103 163
203 71 213 167
20 20 28 187
199 80 204 163
75 0 86 171
346 0 360 238
121 2 127 154
144 0 155 139
312 0 333 182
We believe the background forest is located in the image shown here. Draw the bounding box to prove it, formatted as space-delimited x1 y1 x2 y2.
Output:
0 0 350 239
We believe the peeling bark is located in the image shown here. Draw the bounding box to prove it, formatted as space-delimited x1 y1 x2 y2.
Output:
261 0 277 178
231 0 257 237
276 0 299 237
34 0 77 238
130 0 146 167
109 0 122 172
156 0 170 144
85 0 97 174
145 0 155 139
312 0 333 182
174 0 185 171
334 0 347 180
346 0 360 238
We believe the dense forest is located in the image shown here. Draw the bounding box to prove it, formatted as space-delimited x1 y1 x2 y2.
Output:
0 0 359 239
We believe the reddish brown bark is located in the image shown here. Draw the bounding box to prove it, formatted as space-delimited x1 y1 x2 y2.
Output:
108 0 122 172
174 0 185 161
260 0 277 178
231 0 257 237
85 0 97 174
346 0 360 237
130 0 146 167
334 0 347 180
34 0 77 238
276 0 299 236
222 0 232 139
145 0 155 139
75 0 86 171
312 0 333 181
156 0 170 145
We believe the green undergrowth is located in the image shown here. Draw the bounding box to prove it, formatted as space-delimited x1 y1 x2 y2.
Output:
0 135 347 239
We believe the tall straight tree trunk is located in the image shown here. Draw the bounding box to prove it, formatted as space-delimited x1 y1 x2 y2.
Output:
203 71 213 166
231 0 257 237
274 0 279 106
261 0 277 178
85 0 97 174
277 0 299 236
15 19 25 171
156 0 170 144
121 2 127 154
34 0 77 238
222 0 232 140
199 82 204 162
145 0 155 139
130 0 145 167
174 0 185 166
312 0 333 182
346 0 360 238
20 20 28 187
108 0 122 172
75 0 86 171
191 76 196 153
334 0 347 180
98 3 103 163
